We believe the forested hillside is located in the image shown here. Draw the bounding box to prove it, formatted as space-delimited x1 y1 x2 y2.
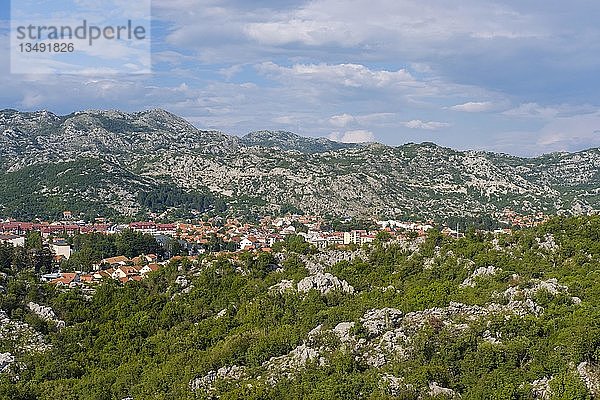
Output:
2 216 600 398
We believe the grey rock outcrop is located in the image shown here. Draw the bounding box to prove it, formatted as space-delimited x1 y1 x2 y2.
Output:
428 382 460 398
531 376 553 399
461 265 501 288
269 280 294 294
1 310 50 353
360 308 403 336
380 374 414 396
577 362 600 396
0 353 15 373
190 365 246 392
27 302 65 329
297 273 354 295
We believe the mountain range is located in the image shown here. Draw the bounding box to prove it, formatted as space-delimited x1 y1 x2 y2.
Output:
1 108 599 221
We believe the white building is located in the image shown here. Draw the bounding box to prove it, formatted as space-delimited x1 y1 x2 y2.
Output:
0 234 25 247
52 242 72 260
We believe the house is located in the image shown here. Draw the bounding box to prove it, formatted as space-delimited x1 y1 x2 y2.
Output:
0 234 25 247
93 269 113 281
49 272 79 285
52 241 72 260
111 265 141 280
239 238 254 250
41 272 62 282
281 225 296 235
96 256 130 270
139 263 160 276
79 274 94 284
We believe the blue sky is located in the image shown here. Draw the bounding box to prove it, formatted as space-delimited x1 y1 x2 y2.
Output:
1 0 600 156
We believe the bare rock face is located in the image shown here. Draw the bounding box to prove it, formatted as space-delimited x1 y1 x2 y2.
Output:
332 322 355 343
0 352 15 373
380 374 414 396
268 280 294 294
502 278 580 306
537 234 558 251
577 362 600 396
190 365 246 392
461 265 501 288
0 310 50 354
27 302 65 329
428 382 460 398
301 250 368 274
297 273 354 295
360 308 403 336
174 276 194 294
267 343 323 373
531 376 553 399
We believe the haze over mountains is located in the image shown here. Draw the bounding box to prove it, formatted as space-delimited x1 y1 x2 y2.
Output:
1 109 599 220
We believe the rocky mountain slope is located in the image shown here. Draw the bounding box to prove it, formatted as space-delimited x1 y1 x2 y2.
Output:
1 109 599 220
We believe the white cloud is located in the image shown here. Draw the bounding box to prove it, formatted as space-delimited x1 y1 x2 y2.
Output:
404 119 450 130
257 62 416 88
492 110 600 155
244 0 544 49
245 18 361 46
272 115 295 124
329 129 375 143
503 103 598 119
450 101 495 112
329 113 355 127
20 93 45 108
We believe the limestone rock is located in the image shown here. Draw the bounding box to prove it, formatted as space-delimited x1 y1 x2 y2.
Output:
577 362 600 396
428 382 460 398
269 280 294 294
190 365 245 392
27 302 65 329
461 265 501 288
531 376 553 399
0 352 14 373
297 273 354 295
332 322 355 343
360 308 403 336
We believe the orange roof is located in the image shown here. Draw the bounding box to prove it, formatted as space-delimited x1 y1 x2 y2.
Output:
103 256 129 264
49 272 77 285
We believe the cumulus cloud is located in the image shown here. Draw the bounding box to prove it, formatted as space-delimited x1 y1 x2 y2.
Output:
403 119 450 130
329 129 375 143
329 113 355 127
257 62 416 88
245 18 361 46
244 0 544 48
450 101 495 112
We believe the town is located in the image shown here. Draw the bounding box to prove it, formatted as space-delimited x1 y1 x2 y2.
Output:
0 208 549 289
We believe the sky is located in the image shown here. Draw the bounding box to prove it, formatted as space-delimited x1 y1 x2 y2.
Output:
1 0 600 156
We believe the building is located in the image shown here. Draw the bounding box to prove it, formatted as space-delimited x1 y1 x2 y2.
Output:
52 241 72 260
0 234 25 247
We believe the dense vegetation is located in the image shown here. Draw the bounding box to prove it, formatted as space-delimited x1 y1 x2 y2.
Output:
1 216 600 398
61 230 162 271
138 185 226 215
0 160 115 220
